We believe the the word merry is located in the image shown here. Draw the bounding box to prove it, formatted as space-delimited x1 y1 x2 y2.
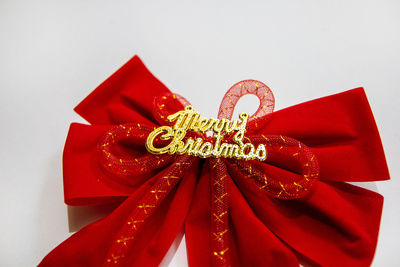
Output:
145 106 266 161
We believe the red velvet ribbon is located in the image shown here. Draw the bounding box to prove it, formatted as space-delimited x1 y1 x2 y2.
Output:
39 56 389 267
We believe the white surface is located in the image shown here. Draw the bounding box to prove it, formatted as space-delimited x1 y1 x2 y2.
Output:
0 0 399 266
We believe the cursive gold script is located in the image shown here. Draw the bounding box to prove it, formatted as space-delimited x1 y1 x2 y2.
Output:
145 106 266 161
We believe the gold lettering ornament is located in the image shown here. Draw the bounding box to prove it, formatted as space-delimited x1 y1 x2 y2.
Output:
146 106 266 161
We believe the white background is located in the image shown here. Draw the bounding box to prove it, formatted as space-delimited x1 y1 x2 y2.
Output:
0 0 399 266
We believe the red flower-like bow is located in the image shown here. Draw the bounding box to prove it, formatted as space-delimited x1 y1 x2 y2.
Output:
40 56 389 267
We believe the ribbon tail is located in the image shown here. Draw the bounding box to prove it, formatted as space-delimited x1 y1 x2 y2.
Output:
229 166 384 267
228 177 300 266
185 161 213 267
39 157 199 267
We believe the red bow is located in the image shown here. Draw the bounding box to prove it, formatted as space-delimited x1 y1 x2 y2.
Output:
39 56 389 267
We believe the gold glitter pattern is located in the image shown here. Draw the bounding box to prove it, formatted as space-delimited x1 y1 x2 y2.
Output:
153 92 191 125
210 158 231 266
104 155 195 265
217 80 275 131
96 80 319 265
227 135 319 199
98 124 175 184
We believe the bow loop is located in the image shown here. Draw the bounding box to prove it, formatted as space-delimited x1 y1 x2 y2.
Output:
98 123 175 187
218 80 275 131
227 135 319 199
153 92 191 125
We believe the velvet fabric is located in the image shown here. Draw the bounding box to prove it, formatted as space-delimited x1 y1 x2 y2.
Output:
39 55 389 267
